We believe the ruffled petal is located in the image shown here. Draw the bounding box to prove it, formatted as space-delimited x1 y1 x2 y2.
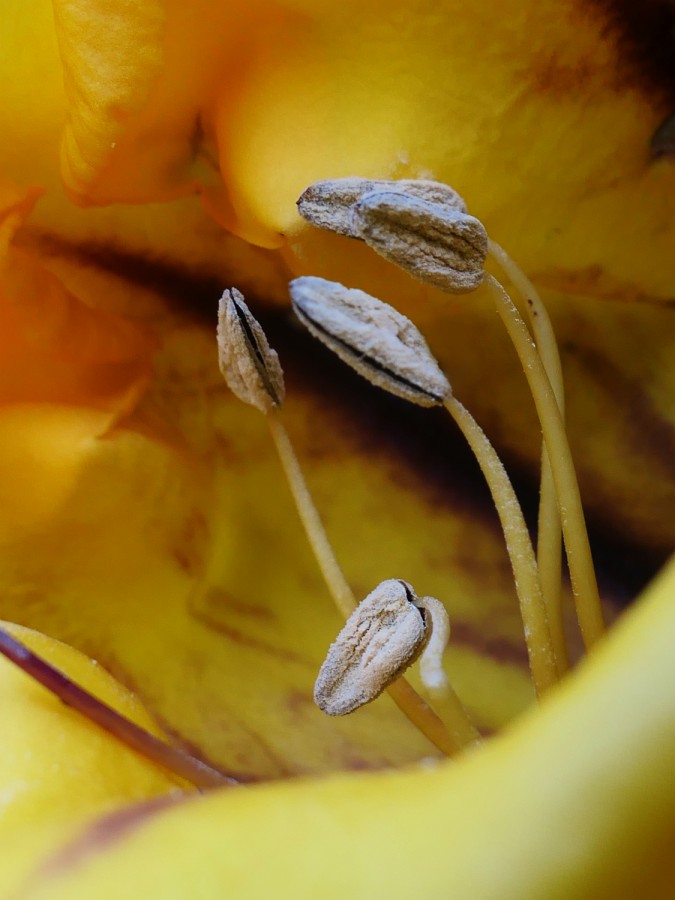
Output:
52 0 168 203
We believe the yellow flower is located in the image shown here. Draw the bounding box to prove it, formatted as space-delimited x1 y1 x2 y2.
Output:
0 0 673 896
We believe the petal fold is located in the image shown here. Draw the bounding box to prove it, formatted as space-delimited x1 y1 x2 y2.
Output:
53 0 167 202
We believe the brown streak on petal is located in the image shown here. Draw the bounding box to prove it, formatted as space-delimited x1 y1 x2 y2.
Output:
149 715 266 784
284 688 314 721
189 602 310 667
170 511 209 576
158 708 298 781
202 587 276 623
534 265 675 306
528 49 611 98
525 3 675 111
450 620 529 669
95 661 286 783
19 230 288 320
563 342 675 481
35 793 190 882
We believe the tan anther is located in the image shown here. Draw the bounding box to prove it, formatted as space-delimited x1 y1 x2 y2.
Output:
289 276 451 407
314 579 429 716
352 191 487 293
297 177 467 238
217 288 285 413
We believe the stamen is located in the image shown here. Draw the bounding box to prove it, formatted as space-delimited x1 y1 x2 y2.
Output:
313 579 428 715
289 276 558 696
264 410 356 620
298 178 604 652
217 288 285 412
289 276 450 407
483 275 605 648
216 292 459 757
487 240 568 671
442 394 558 692
314 579 480 751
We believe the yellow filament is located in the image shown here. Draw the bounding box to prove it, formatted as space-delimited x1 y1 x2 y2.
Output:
488 240 569 671
415 595 482 748
484 275 605 648
443 396 558 695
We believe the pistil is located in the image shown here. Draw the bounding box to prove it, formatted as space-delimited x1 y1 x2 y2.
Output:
414 594 482 749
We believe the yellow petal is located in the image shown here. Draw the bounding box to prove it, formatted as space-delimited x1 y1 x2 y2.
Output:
15 556 675 899
0 0 282 296
0 622 188 895
213 1 675 286
0 5 671 893
52 0 167 203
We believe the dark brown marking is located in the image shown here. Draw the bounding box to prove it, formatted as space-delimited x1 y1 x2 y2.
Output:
189 603 310 667
563 342 675 481
588 0 675 103
170 510 209 576
34 793 191 882
450 620 529 669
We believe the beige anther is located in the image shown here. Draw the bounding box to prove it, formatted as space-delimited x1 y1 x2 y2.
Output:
352 191 487 294
314 579 428 716
217 288 285 413
289 276 451 407
297 177 467 238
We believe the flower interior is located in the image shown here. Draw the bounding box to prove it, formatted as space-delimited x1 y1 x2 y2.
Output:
1 174 614 771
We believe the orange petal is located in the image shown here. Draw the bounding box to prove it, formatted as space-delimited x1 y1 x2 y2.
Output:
0 180 155 414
